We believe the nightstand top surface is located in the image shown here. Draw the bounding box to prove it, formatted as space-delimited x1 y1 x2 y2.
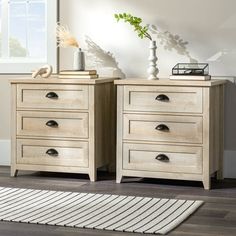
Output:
114 78 227 87
10 76 118 84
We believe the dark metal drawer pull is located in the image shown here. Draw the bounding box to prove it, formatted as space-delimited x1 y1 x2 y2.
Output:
46 120 58 128
155 94 169 102
46 92 58 99
46 149 58 157
156 154 169 162
155 124 169 132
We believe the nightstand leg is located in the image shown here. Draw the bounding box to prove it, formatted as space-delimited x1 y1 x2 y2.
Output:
116 174 123 183
203 178 211 190
11 168 18 177
89 170 97 182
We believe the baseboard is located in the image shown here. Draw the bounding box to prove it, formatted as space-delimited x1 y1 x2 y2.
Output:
0 139 10 166
0 140 235 178
224 150 236 178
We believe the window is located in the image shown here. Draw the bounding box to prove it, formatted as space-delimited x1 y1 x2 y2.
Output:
0 0 58 73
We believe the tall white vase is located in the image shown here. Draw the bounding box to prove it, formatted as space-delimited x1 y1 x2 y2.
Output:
73 48 85 71
147 40 159 80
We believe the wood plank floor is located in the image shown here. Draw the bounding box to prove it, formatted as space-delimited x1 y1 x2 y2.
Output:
0 166 235 236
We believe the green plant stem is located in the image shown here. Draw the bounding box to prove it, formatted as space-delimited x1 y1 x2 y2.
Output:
114 13 153 41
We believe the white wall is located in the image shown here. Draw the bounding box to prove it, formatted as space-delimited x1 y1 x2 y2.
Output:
59 0 236 78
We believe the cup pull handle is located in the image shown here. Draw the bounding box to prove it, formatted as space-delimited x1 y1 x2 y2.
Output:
46 149 59 157
156 154 169 162
155 94 169 102
155 124 169 132
46 92 58 99
46 120 58 128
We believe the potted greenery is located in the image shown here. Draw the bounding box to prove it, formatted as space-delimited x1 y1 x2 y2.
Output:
115 13 158 80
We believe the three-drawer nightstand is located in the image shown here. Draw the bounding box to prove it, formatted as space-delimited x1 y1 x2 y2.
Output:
114 79 226 189
11 77 116 181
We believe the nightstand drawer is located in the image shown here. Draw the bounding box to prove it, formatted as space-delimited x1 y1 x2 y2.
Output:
17 84 89 110
123 143 202 174
17 111 88 139
124 86 202 113
123 114 202 144
17 139 89 167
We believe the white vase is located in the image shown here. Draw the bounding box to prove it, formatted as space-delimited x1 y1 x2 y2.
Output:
73 48 85 71
147 40 159 80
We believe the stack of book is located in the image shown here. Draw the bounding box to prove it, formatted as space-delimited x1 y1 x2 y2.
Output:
59 70 98 79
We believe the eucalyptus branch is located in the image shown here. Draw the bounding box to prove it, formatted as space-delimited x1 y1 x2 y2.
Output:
114 13 152 41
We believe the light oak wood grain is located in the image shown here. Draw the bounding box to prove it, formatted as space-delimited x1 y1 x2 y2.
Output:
116 79 225 189
124 86 203 113
11 84 18 177
123 114 203 144
11 78 117 181
16 139 89 167
123 143 203 174
10 77 118 84
88 85 96 181
16 111 89 139
17 84 89 110
116 86 124 183
114 78 226 87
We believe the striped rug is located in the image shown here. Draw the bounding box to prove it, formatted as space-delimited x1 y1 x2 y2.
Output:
0 187 203 235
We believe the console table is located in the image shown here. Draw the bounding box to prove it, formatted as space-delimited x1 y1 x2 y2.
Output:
114 79 226 189
10 77 116 181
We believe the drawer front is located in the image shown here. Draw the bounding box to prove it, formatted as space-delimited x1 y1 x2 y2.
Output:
17 111 88 139
123 114 202 144
17 84 89 110
17 139 89 167
123 143 202 174
124 86 202 113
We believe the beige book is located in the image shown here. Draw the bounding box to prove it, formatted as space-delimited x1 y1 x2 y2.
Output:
170 75 211 81
60 70 97 75
58 74 99 79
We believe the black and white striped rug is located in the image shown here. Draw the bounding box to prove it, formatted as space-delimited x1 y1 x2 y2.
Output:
0 187 203 234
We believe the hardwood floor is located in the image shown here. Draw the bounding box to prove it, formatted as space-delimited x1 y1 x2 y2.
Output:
0 166 236 236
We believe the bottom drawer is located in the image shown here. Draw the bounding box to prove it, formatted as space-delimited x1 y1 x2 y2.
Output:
16 139 89 168
123 143 202 174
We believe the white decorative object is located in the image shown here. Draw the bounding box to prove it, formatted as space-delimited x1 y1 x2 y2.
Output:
147 40 159 80
73 48 85 71
32 64 53 78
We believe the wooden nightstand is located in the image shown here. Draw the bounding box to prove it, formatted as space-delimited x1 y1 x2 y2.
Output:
11 77 116 181
114 79 226 189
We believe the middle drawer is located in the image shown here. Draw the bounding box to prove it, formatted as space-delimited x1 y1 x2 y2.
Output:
123 114 203 144
17 111 89 139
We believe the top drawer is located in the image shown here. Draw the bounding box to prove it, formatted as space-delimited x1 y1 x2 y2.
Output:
17 84 89 110
124 86 203 113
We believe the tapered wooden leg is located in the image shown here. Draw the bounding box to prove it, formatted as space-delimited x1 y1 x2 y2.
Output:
116 173 123 183
11 168 18 177
203 178 211 190
89 170 97 182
